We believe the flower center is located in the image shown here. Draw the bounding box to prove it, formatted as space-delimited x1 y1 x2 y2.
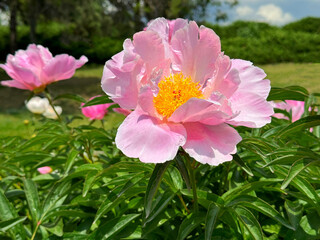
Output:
153 73 204 118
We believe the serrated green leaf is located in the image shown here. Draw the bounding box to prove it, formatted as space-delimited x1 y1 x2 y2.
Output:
205 202 221 240
144 162 171 218
234 206 263 240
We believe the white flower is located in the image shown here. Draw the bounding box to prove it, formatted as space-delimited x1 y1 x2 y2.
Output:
25 96 49 114
42 105 62 119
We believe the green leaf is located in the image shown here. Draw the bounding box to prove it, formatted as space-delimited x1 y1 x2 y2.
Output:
222 180 281 202
177 212 205 240
45 218 63 237
181 189 224 209
233 154 253 176
233 206 263 240
64 149 80 175
285 200 303 230
205 203 221 240
143 190 175 226
276 167 320 205
226 195 294 230
0 217 27 232
93 174 146 225
23 178 41 226
267 86 309 101
174 155 191 190
53 93 86 103
144 162 171 218
281 159 316 190
90 214 140 240
277 115 320 138
82 95 113 107
0 190 26 239
82 171 99 197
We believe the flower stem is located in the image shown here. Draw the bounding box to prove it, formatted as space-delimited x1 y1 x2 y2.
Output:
44 88 62 122
185 155 199 212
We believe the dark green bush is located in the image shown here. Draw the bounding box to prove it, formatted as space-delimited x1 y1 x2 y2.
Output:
1 17 320 64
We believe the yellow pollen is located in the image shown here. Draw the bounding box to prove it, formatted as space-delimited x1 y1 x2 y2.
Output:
153 73 204 118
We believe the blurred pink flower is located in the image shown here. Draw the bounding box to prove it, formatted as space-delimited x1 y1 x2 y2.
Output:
81 96 114 120
37 166 52 174
101 18 273 165
0 44 88 92
272 100 305 122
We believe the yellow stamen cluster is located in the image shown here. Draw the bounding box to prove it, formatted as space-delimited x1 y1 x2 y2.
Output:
153 73 204 118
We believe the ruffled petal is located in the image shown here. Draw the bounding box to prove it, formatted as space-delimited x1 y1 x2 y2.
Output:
40 54 75 83
182 122 242 165
226 59 273 128
102 39 143 109
227 92 274 128
133 30 165 79
169 95 233 125
115 110 186 163
231 59 270 99
171 22 221 84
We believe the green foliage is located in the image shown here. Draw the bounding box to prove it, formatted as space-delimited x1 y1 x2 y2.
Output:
1 85 320 239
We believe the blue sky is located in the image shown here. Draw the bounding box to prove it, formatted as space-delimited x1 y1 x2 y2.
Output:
208 0 320 26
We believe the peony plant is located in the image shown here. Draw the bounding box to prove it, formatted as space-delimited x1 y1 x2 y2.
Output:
101 18 274 165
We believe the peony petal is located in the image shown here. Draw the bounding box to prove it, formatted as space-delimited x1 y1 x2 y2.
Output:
231 59 270 99
1 79 31 90
227 92 274 128
171 23 221 84
133 30 165 76
116 110 186 163
169 96 233 125
41 54 78 83
102 39 143 109
182 122 242 165
76 55 89 68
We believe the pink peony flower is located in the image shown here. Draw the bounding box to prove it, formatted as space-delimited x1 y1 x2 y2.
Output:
37 166 52 174
81 96 114 120
101 18 274 165
0 44 88 92
272 100 305 122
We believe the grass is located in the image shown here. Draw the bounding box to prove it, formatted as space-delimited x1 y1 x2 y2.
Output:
261 63 320 93
1 62 320 137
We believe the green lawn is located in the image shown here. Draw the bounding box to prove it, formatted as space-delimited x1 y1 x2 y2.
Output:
76 63 320 93
1 63 320 137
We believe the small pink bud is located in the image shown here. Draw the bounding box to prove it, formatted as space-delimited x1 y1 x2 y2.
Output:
37 166 52 174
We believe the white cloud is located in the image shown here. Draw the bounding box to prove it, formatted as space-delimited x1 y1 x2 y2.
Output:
236 6 254 18
234 4 294 25
257 4 294 25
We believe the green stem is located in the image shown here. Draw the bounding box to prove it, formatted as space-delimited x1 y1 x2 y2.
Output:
44 88 62 122
185 155 199 212
30 221 40 240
